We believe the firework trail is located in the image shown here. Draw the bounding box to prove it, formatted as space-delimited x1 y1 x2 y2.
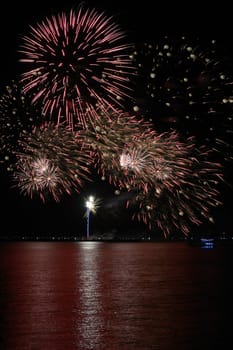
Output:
83 195 102 217
12 122 93 202
0 80 43 172
18 4 136 129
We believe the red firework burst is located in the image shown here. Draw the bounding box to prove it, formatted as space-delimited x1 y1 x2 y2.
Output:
12 122 93 202
80 107 157 192
126 142 223 238
19 4 136 128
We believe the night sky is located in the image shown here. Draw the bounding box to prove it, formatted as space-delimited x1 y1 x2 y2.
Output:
0 1 232 238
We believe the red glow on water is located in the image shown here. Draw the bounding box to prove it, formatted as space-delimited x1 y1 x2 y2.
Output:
1 241 232 349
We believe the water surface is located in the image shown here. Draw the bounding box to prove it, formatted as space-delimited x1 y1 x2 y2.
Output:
0 241 232 349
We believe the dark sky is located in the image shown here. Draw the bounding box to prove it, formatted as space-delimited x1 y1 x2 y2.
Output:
1 0 232 83
0 0 232 237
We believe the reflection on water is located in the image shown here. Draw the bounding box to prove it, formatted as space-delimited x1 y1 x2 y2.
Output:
0 241 232 349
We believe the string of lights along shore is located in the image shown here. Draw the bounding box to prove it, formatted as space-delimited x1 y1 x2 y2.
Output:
0 3 232 238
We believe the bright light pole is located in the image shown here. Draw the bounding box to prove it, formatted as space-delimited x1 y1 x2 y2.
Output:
85 196 94 240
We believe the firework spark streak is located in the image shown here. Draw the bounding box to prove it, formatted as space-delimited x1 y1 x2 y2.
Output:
12 122 93 202
18 4 136 128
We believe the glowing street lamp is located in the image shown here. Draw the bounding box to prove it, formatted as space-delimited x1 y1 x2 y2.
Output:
86 196 94 240
84 195 101 240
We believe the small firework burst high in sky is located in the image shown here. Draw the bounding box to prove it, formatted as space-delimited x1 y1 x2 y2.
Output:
18 3 136 129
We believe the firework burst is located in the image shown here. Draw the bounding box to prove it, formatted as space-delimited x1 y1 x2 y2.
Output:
81 107 159 192
126 142 223 238
18 4 136 128
82 107 223 237
81 107 223 238
12 122 93 202
132 36 233 171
